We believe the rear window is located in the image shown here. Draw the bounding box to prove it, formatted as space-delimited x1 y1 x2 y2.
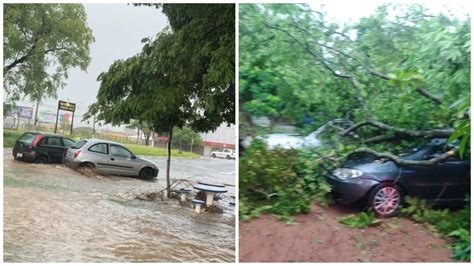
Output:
71 140 87 149
17 133 38 144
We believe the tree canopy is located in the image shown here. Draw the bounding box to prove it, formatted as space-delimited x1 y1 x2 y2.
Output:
87 4 235 192
3 4 94 104
240 4 470 151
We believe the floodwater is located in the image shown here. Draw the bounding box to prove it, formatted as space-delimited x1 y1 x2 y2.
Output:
3 149 235 262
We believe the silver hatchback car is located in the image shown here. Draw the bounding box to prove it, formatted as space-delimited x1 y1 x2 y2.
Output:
63 139 159 179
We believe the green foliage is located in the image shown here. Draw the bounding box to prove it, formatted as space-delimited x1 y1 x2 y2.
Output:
448 229 471 261
401 196 470 261
338 212 382 228
3 130 22 148
240 3 470 137
172 126 202 151
87 4 234 192
90 4 234 135
124 143 197 158
448 96 470 157
239 140 335 222
3 4 94 104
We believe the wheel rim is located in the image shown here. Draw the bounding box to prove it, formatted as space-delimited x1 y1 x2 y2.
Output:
142 169 153 179
373 187 400 215
36 157 47 164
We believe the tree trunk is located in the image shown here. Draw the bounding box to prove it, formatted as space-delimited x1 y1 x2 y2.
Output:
144 132 150 146
92 116 96 137
190 139 194 153
34 99 40 131
137 128 140 144
166 127 173 195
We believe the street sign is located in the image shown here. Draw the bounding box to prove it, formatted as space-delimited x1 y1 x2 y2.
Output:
54 100 76 135
58 100 76 112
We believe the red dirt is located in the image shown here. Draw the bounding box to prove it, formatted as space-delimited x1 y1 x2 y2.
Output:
239 204 454 262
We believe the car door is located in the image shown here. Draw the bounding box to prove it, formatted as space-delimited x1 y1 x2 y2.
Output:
213 149 222 158
217 149 225 158
41 136 66 163
108 144 137 176
400 163 445 200
433 154 470 202
86 143 111 173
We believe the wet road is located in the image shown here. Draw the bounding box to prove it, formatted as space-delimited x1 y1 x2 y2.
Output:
3 149 235 262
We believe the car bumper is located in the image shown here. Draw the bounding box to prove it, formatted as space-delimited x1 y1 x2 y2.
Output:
326 175 380 205
12 149 37 163
63 156 81 169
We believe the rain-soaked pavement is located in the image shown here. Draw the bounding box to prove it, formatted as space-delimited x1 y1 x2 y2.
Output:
3 149 235 262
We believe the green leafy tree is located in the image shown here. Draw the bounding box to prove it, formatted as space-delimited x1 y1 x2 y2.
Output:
240 3 470 161
88 4 234 194
3 4 94 105
172 126 202 152
126 120 153 146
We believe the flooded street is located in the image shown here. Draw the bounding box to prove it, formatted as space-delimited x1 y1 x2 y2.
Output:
3 149 235 262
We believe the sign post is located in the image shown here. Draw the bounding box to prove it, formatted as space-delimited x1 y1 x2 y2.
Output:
54 100 76 135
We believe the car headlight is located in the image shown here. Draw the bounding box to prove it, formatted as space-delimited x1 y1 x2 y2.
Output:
332 168 363 180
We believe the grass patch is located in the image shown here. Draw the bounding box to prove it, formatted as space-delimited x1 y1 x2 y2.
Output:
3 130 22 148
3 129 198 158
123 143 197 158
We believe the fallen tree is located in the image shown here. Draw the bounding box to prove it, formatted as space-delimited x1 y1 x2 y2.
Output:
255 4 470 164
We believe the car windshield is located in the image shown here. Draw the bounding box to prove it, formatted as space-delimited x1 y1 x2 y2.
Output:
401 139 446 160
17 133 38 144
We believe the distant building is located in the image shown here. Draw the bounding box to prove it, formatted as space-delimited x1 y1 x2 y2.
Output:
152 123 236 156
200 123 236 156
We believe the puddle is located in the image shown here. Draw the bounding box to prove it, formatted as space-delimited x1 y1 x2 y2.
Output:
3 149 235 262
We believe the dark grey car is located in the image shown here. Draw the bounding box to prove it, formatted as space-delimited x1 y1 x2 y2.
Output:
63 139 159 180
327 139 470 217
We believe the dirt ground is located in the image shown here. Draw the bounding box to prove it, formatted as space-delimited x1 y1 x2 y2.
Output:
239 204 454 262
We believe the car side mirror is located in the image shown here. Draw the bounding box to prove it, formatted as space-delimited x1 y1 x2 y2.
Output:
131 155 136 159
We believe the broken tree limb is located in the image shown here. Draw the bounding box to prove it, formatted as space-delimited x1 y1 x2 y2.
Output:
353 147 458 166
415 87 443 104
342 120 454 138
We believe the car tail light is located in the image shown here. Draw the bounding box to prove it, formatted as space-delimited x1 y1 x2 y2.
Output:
32 134 43 147
74 150 81 158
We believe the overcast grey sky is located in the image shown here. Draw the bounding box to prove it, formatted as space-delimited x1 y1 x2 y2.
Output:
309 0 470 23
19 4 168 129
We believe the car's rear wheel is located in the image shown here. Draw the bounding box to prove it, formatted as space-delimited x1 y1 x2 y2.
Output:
139 168 155 180
226 155 230 160
212 154 216 158
78 162 96 177
367 183 403 218
34 156 48 164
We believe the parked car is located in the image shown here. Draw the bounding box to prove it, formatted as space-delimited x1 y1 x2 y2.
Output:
259 119 354 150
327 138 470 218
63 139 159 180
260 131 322 150
12 132 75 163
211 148 235 159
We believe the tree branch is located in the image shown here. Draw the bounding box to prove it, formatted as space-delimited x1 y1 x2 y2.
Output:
416 87 443 104
3 43 37 74
342 120 453 138
353 147 458 166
